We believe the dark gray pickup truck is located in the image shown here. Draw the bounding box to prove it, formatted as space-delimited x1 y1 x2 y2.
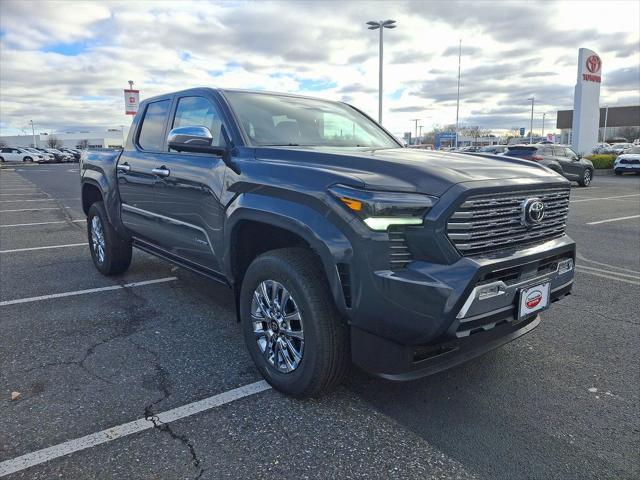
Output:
80 88 576 397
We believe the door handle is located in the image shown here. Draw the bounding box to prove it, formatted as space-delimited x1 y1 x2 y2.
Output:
152 167 170 177
117 162 130 172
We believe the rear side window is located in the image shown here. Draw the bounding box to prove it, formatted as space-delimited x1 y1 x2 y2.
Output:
138 99 171 151
506 146 537 157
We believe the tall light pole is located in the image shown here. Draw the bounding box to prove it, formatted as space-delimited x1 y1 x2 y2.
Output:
602 105 609 143
410 119 420 145
366 19 396 124
418 125 423 144
455 39 462 148
528 97 535 144
541 113 546 138
29 120 37 147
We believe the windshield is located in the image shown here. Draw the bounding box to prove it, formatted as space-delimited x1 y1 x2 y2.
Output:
224 91 399 149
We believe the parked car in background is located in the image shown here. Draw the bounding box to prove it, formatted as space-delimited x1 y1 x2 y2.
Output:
505 144 594 187
43 148 72 162
60 148 81 162
610 143 632 154
23 147 55 163
614 146 640 175
592 143 611 154
0 147 42 163
478 145 508 154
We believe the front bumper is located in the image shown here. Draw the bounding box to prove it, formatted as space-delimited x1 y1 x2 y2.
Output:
349 236 575 380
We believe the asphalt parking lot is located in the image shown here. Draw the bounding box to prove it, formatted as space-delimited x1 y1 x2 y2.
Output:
1 163 638 479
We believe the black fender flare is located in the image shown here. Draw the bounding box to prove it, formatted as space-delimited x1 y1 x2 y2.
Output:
222 192 353 316
81 171 128 237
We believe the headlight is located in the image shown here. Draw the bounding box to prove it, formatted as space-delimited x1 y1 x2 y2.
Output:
328 184 436 231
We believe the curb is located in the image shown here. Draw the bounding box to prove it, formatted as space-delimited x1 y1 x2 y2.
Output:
593 169 613 176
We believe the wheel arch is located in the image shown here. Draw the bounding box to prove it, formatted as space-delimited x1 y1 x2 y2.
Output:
223 193 354 319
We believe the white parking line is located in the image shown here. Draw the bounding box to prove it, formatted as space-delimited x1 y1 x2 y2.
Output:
0 193 49 196
0 198 70 203
0 276 178 306
586 214 640 225
570 194 640 203
576 253 640 274
0 381 270 476
575 267 640 286
0 206 74 213
0 189 41 193
576 264 640 279
1 220 85 228
0 243 86 254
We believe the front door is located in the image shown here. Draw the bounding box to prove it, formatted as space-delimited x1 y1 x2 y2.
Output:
118 98 172 241
151 95 228 273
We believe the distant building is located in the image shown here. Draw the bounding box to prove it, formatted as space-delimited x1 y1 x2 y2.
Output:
0 128 126 149
556 105 640 144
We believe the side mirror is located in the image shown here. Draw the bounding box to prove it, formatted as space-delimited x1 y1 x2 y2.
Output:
167 126 226 156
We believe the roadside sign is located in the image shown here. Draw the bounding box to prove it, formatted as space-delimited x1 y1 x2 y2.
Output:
519 127 525 136
124 89 140 115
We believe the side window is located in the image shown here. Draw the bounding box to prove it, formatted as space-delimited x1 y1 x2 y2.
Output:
137 99 171 151
171 96 223 149
552 146 565 157
564 147 578 159
0 148 9 153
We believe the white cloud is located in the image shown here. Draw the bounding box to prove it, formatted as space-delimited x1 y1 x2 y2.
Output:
0 0 638 137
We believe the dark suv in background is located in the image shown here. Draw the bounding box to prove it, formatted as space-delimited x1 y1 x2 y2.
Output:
505 144 594 187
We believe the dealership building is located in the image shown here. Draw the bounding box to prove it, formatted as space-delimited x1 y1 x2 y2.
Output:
556 105 640 144
0 128 126 149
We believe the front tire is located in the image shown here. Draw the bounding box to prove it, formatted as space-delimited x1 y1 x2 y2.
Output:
578 168 593 187
614 169 622 175
87 201 132 275
240 248 349 397
23 156 33 163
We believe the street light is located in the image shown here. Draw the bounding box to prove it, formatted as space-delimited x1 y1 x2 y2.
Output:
418 125 423 144
410 118 420 145
527 97 535 144
366 19 396 124
541 113 546 138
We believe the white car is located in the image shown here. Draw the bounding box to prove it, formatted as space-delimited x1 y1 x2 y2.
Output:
614 146 640 175
0 147 44 163
23 147 55 163
592 142 611 154
610 143 632 154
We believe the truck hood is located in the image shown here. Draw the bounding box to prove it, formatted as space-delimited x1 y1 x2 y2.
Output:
254 147 565 196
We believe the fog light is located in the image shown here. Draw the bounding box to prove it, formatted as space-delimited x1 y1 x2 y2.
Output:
478 283 502 300
558 258 574 274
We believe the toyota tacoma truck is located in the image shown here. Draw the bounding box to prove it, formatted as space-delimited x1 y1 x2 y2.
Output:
80 88 575 397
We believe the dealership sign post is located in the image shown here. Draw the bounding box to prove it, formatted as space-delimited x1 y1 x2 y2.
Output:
571 48 602 154
124 89 140 116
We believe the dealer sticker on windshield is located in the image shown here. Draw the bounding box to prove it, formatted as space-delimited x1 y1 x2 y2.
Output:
518 282 550 319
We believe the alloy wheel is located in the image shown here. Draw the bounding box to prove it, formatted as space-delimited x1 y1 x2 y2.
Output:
251 280 304 373
90 216 106 264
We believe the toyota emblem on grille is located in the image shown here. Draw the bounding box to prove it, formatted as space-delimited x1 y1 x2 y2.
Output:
522 198 545 225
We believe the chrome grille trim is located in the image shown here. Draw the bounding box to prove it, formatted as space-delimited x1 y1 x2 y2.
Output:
447 187 570 255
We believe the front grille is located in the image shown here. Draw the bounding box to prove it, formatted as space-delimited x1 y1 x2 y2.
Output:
447 187 570 256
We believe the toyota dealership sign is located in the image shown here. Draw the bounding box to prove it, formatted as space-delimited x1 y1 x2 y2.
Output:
124 89 140 115
571 48 602 154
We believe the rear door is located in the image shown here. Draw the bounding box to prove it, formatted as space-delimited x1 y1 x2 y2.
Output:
552 147 579 179
1 148 20 161
118 98 172 241
150 94 228 272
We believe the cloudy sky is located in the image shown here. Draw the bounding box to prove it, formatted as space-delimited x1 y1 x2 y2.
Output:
0 0 638 138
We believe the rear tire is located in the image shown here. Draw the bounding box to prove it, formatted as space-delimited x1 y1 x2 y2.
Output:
240 248 349 397
87 201 132 275
578 168 593 187
615 169 622 175
23 156 33 163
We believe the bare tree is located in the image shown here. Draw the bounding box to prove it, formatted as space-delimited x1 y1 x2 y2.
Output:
46 135 63 148
77 139 89 149
460 126 492 145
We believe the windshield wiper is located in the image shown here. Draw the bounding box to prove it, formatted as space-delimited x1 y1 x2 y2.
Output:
262 143 301 146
